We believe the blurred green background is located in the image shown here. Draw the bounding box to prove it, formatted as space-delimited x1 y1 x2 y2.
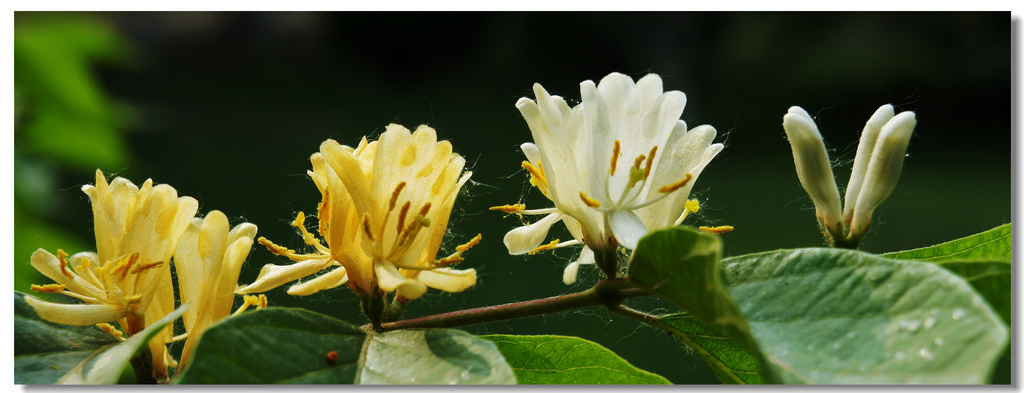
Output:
14 12 1010 384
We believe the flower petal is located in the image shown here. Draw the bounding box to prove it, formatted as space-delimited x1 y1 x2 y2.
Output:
287 266 349 296
416 268 477 293
843 104 896 220
235 257 334 295
783 106 842 232
608 209 648 250
562 261 581 285
24 295 127 326
502 212 563 255
375 262 427 299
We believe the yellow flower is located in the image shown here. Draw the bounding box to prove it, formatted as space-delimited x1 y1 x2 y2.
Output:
240 124 479 301
24 169 198 379
172 210 257 371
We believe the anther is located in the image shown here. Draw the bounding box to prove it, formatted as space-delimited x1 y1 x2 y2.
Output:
610 140 622 175
699 225 735 234
579 191 601 208
456 233 483 253
528 239 560 255
396 201 411 234
130 260 164 274
259 237 295 256
361 214 376 241
124 294 143 304
644 146 658 179
57 249 74 279
522 161 548 188
418 203 432 218
257 294 268 309
489 204 526 213
96 323 125 340
659 173 694 193
633 154 647 170
31 283 66 293
389 182 407 211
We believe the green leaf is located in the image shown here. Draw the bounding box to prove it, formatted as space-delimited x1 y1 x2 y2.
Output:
176 307 515 384
480 335 670 384
882 224 1011 327
627 226 770 382
658 313 762 384
13 291 187 384
722 248 1008 384
883 223 1010 262
58 303 187 384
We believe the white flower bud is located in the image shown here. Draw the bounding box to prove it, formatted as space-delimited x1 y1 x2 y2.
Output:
783 106 843 235
843 104 895 221
849 111 917 238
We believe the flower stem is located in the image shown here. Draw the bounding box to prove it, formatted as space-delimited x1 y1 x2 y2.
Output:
378 279 648 331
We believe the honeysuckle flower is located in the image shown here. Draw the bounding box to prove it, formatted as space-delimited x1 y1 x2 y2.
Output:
24 169 198 379
239 124 479 303
172 210 258 370
783 104 917 247
497 72 723 283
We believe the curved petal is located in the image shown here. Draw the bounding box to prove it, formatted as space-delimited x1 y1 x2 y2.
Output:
24 296 127 326
502 212 563 255
608 209 648 250
287 266 349 296
375 261 427 299
562 261 581 285
235 257 334 295
416 268 476 293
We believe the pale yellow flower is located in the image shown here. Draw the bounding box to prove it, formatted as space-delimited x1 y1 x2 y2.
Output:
172 210 258 371
24 169 197 379
240 124 479 300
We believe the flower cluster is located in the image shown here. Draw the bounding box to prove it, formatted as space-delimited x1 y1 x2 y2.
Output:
24 170 261 380
494 72 724 284
238 124 480 306
782 104 917 247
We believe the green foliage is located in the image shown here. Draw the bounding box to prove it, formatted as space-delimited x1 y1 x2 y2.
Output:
883 224 1011 327
658 313 762 384
176 307 515 384
481 335 670 384
14 292 187 384
883 224 1011 262
722 248 1007 384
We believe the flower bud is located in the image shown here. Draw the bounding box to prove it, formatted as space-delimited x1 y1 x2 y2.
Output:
848 111 917 239
842 104 895 221
783 106 843 235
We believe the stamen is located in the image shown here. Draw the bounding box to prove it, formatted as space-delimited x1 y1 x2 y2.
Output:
633 154 647 170
97 323 125 341
58 249 74 279
130 260 164 274
291 211 307 229
699 225 735 234
659 173 694 193
170 333 189 343
259 237 296 256
361 214 376 241
232 295 260 316
389 182 407 211
417 203 432 218
489 204 526 213
396 201 411 235
257 294 268 309
610 140 622 175
644 146 658 179
456 233 482 252
528 239 561 255
522 161 548 188
31 283 65 293
579 191 601 208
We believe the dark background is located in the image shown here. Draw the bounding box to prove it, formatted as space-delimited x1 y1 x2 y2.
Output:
14 12 1011 383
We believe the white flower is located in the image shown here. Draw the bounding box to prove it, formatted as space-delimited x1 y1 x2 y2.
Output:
497 72 723 282
783 104 917 246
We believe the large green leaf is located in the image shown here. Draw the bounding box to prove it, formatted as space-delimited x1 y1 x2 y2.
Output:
176 307 515 384
722 248 1008 384
14 291 187 384
480 335 670 384
883 224 1010 261
658 313 762 384
883 224 1011 327
627 226 769 381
